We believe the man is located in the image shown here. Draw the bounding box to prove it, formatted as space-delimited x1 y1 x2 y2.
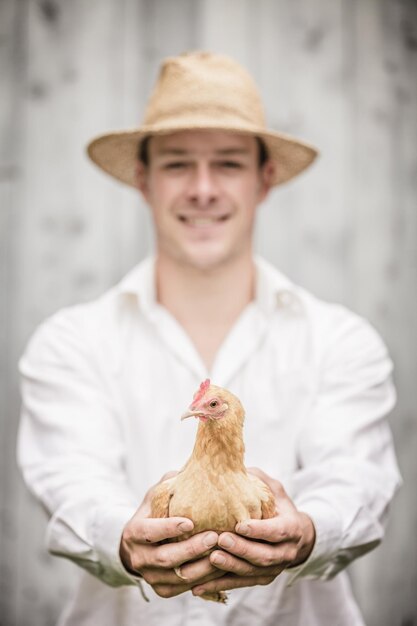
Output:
18 52 401 626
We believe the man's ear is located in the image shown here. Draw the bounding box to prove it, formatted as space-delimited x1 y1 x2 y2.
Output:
135 161 149 199
258 160 275 202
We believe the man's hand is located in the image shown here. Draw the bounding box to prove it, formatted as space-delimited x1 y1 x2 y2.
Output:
119 473 223 598
192 468 316 597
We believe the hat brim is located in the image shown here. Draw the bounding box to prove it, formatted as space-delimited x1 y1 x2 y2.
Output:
86 121 319 188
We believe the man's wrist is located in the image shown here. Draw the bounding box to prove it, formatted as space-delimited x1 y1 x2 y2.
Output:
290 512 316 568
119 534 143 578
92 504 139 586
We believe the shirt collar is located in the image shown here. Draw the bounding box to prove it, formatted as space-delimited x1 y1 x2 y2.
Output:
116 256 157 316
117 255 303 316
254 256 304 315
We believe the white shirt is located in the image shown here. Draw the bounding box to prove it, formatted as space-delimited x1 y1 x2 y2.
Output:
17 256 401 626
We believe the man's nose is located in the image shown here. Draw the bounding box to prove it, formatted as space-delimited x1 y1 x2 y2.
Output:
186 163 219 207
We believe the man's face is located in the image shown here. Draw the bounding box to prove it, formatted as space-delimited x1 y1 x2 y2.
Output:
137 130 273 271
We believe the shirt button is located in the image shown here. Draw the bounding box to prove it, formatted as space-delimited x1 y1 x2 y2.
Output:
277 291 293 307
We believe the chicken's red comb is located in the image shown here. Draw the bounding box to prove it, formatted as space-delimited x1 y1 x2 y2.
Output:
191 379 211 408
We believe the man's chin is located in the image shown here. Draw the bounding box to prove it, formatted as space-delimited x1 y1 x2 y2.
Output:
179 250 233 273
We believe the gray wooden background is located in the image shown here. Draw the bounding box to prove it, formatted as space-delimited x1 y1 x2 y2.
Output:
1 0 416 625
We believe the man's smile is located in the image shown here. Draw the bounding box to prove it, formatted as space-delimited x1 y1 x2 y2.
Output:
177 213 231 227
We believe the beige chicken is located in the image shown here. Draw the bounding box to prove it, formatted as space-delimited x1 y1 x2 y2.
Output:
150 379 277 603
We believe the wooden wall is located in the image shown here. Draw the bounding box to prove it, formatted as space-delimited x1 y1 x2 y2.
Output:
1 0 416 624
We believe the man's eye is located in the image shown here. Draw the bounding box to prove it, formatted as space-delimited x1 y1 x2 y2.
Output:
164 162 188 170
219 161 243 169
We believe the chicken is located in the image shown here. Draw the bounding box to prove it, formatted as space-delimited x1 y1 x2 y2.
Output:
150 379 277 603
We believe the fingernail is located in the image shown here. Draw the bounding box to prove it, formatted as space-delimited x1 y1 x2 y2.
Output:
237 523 250 536
178 521 193 533
174 566 188 581
203 532 218 548
211 552 226 565
219 534 234 549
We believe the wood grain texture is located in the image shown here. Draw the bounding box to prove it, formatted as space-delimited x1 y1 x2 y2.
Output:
1 2 28 624
1 0 415 624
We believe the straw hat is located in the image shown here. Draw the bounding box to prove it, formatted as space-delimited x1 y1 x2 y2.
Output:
87 51 318 187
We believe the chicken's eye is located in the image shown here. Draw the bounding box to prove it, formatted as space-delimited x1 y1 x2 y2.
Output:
209 400 218 408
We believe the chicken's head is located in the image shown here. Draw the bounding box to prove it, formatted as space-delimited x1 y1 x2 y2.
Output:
181 379 244 424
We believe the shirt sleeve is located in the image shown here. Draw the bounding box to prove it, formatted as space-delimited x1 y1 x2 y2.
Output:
287 309 402 583
17 309 140 587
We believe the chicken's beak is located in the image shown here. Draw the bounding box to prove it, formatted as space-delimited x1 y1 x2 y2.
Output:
181 410 204 421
